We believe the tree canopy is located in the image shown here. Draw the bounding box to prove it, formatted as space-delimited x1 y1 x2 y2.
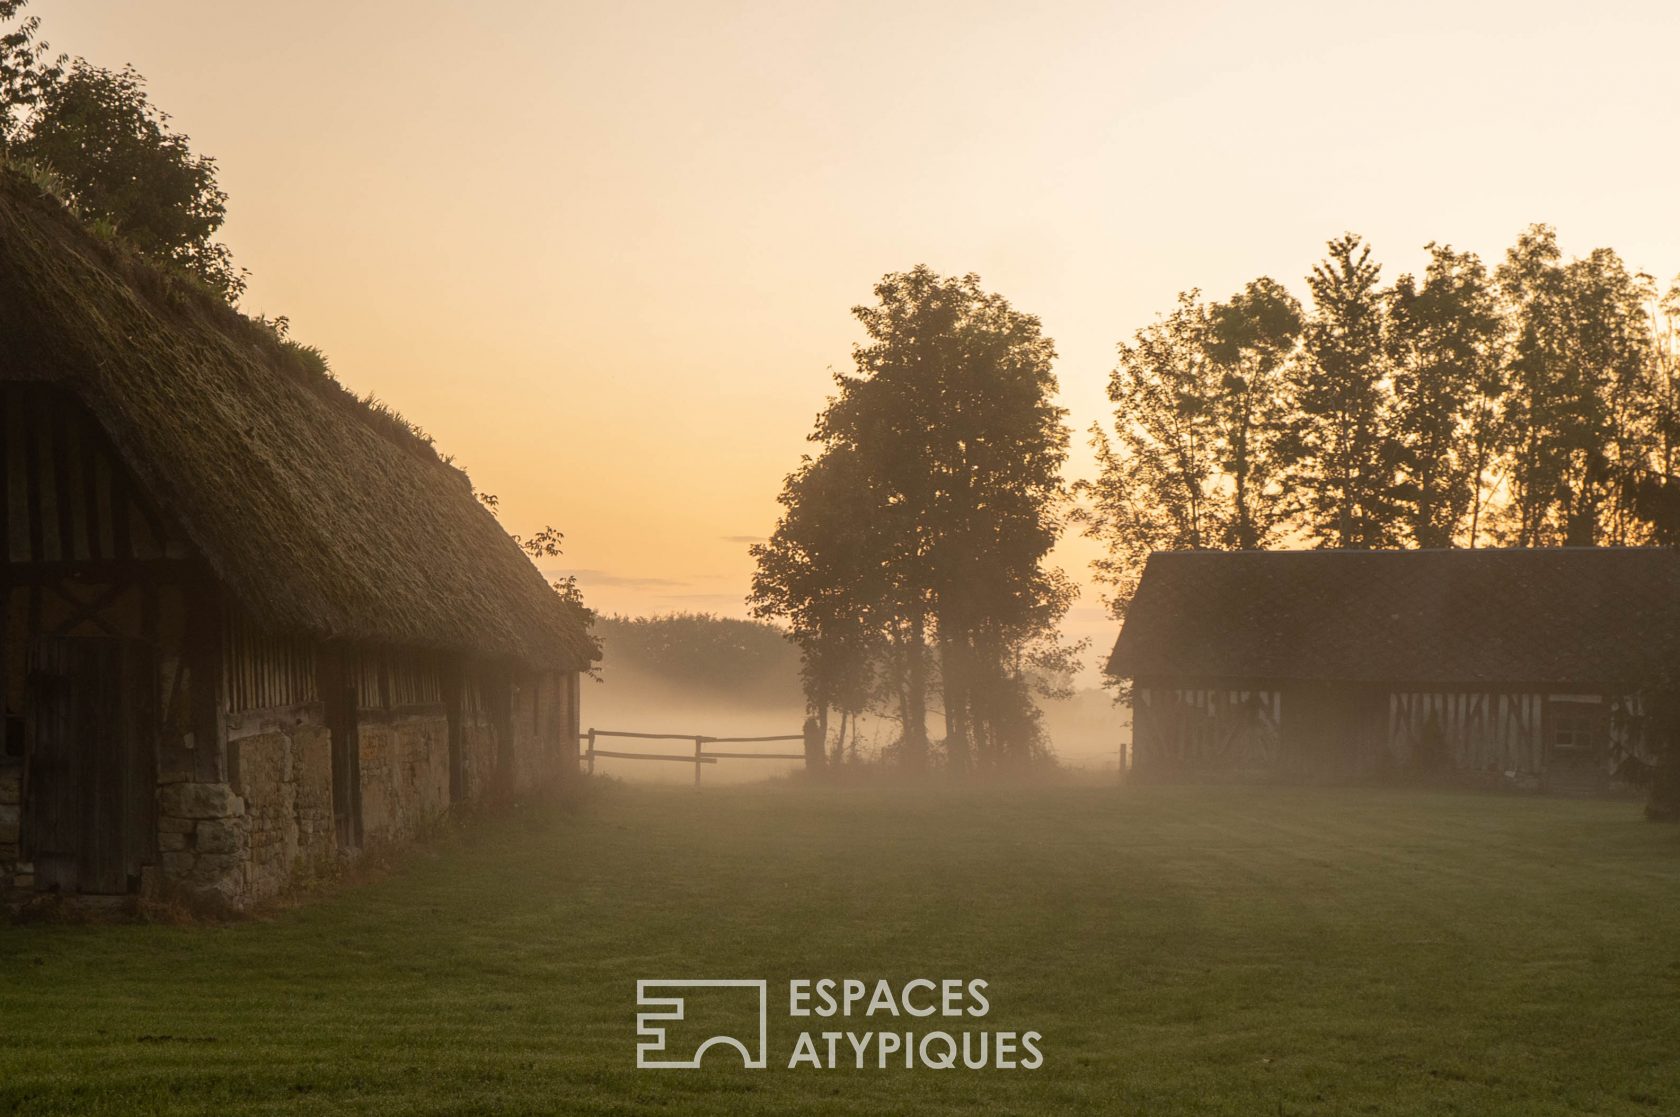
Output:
0 3 243 300
752 266 1077 773
1088 227 1680 626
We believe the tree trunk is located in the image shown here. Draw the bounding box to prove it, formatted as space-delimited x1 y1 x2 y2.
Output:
902 611 929 771
942 635 971 774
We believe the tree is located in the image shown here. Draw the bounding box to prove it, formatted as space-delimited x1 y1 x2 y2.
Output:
1205 278 1303 549
1649 277 1680 480
1084 293 1216 621
750 445 885 750
1496 227 1653 545
14 60 243 300
1567 249 1657 544
515 524 602 667
1084 279 1300 624
0 0 61 151
839 267 1072 772
1285 233 1402 548
1385 244 1507 547
752 266 1075 773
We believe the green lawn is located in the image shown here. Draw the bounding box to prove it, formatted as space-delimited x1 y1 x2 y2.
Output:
3 780 1680 1116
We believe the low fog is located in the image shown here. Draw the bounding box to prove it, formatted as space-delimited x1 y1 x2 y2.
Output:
584 614 1127 785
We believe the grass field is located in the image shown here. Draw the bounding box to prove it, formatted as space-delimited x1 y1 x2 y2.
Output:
3 780 1680 1116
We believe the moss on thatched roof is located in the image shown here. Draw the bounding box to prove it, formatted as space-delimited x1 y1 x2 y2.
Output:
0 169 594 669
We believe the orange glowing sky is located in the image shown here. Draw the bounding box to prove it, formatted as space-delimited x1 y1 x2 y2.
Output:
34 1 1680 676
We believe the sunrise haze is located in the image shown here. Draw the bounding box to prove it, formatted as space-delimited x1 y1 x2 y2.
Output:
33 0 1680 678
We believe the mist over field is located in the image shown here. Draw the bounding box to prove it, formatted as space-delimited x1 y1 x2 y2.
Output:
12 2 1680 1113
586 613 1127 784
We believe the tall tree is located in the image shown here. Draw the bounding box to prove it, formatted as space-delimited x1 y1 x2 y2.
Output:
1496 227 1653 545
14 61 243 300
749 446 884 750
1205 278 1303 548
1084 279 1300 622
1285 233 1401 548
1085 291 1218 616
753 266 1073 772
1650 277 1680 479
1385 243 1507 547
1497 226 1572 545
1568 248 1657 544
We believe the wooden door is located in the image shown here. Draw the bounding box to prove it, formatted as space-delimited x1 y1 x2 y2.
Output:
25 636 157 894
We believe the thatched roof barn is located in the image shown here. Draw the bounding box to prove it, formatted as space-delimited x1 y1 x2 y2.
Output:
1107 548 1680 793
0 172 593 669
1 170 593 908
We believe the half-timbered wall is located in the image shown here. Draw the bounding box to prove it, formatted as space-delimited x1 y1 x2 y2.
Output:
1132 689 1281 772
1386 692 1545 776
2 383 214 897
353 648 443 712
224 613 317 713
1133 681 1653 790
4 382 189 569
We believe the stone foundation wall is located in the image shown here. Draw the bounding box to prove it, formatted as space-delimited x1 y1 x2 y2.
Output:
153 706 342 907
140 667 581 910
357 711 451 847
462 721 499 801
228 709 337 901
504 669 574 791
157 778 249 907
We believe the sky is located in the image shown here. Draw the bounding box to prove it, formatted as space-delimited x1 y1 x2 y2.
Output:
28 0 1680 682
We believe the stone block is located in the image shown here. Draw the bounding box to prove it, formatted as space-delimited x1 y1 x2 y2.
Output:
0 769 19 805
158 816 195 834
191 853 243 884
158 782 244 820
195 819 241 855
161 851 196 877
159 831 189 852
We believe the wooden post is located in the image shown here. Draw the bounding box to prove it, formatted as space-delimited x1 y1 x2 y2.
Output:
586 728 596 776
694 736 703 789
803 715 824 776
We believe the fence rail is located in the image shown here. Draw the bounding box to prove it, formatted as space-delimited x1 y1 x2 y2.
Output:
581 727 807 786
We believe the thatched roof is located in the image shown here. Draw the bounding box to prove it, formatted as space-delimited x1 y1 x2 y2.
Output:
0 170 594 669
1107 547 1680 688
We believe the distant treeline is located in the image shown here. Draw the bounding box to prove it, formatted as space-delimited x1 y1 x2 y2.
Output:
1085 229 1680 617
595 613 800 704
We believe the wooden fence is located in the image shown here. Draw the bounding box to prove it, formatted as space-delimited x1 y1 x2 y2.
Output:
581 728 806 786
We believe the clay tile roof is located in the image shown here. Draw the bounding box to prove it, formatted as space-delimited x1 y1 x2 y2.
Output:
1107 547 1680 687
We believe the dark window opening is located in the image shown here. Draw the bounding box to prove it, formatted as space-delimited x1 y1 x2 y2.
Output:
1551 702 1602 753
